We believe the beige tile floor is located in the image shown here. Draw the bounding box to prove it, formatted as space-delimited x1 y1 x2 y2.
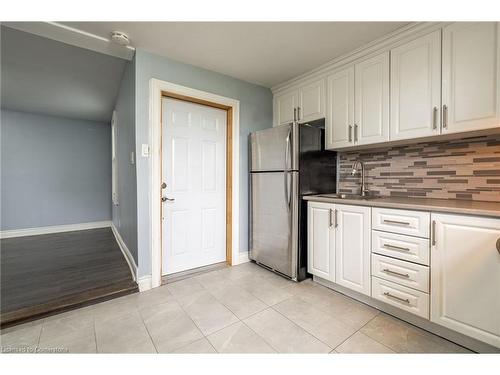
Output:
0 262 472 354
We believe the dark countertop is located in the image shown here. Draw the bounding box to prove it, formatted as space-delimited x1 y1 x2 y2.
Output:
303 194 500 218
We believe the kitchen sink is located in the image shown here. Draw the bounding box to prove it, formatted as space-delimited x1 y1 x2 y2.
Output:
315 193 380 200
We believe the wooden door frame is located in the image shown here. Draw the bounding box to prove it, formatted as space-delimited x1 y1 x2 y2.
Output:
149 79 240 289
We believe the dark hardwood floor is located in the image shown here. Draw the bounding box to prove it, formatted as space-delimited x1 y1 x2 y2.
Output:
0 228 138 327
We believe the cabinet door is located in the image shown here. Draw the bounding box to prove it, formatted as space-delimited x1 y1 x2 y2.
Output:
442 22 500 134
307 202 335 281
326 67 355 149
390 30 442 140
355 52 390 145
274 90 298 126
298 79 326 123
335 204 371 296
431 213 500 348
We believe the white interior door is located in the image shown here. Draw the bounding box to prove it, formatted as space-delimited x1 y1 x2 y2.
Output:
162 97 227 275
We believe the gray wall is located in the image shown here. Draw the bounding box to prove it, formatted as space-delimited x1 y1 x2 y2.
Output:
112 59 138 263
0 109 112 230
134 49 273 277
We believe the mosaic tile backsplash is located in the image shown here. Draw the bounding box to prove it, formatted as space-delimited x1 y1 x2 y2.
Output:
338 134 500 202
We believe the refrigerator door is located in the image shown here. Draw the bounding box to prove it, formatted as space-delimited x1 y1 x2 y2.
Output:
250 171 298 279
250 124 296 172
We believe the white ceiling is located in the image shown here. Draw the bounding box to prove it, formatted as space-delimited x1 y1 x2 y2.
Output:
62 22 409 88
1 26 126 122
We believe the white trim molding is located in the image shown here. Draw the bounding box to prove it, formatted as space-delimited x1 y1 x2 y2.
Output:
3 22 135 60
149 78 241 289
137 276 153 292
234 252 250 265
111 224 138 282
0 221 111 239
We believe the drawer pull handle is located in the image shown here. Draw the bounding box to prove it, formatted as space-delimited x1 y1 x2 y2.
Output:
382 268 410 278
383 243 410 252
383 219 410 226
383 292 410 304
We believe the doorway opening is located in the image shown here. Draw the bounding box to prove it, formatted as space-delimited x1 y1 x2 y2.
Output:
149 80 240 288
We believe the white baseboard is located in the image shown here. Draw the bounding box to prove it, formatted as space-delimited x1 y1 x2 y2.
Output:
110 224 138 282
0 221 112 239
234 251 250 265
137 276 152 292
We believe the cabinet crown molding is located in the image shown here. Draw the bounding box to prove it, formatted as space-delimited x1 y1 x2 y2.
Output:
271 22 450 95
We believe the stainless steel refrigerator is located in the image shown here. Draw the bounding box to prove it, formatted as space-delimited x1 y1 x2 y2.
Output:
249 120 336 281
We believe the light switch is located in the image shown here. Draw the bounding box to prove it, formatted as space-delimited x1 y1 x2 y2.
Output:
141 144 150 157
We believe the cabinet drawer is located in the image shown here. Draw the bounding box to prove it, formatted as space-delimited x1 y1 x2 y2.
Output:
371 254 429 292
372 277 429 319
372 207 430 238
372 230 429 265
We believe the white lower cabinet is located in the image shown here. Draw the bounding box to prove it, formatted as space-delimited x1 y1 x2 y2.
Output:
307 201 500 348
372 277 430 319
307 202 335 281
431 213 500 348
307 202 371 296
335 204 371 296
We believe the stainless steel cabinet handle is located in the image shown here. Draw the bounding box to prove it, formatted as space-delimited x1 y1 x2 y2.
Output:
383 292 410 304
442 104 448 129
162 197 175 202
329 209 334 228
293 108 297 122
383 219 410 226
334 209 338 228
383 243 410 252
432 220 436 246
382 268 410 278
432 106 438 129
297 107 301 121
496 238 500 254
354 124 358 142
348 125 353 142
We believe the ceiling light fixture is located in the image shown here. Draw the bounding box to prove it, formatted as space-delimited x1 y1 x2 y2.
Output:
110 31 130 46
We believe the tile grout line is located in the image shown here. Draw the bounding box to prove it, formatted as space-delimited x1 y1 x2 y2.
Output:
137 308 159 353
165 278 236 352
239 319 280 353
268 304 334 352
92 314 98 353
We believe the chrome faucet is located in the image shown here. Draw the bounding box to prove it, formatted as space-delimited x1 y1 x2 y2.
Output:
351 160 368 197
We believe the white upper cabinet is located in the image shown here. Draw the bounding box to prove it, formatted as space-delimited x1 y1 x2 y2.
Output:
442 22 500 134
335 204 371 296
355 52 390 145
390 30 442 141
326 67 355 149
274 79 325 126
274 89 298 126
307 201 336 282
431 213 500 348
298 79 326 123
274 22 500 146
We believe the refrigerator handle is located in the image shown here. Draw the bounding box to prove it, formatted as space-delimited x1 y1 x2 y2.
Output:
284 127 292 211
284 127 291 171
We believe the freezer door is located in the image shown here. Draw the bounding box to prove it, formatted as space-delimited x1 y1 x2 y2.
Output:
250 171 298 279
250 124 296 171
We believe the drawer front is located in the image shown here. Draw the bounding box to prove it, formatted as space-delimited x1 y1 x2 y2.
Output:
372 277 429 319
372 207 430 238
371 254 429 292
372 230 430 265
